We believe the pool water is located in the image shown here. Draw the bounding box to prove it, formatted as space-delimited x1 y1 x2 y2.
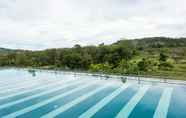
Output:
0 68 185 118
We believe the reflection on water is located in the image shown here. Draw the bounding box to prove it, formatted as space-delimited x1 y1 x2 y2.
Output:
121 77 127 84
28 69 36 77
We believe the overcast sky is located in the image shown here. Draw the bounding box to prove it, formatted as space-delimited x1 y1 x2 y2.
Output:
0 0 186 50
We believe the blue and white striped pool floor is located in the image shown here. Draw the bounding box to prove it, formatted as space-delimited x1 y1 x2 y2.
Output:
0 69 186 118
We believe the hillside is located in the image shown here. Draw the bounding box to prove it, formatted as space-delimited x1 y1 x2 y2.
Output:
0 48 14 54
115 37 186 48
0 37 186 80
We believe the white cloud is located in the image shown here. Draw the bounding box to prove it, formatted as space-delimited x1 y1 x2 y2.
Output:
0 0 185 50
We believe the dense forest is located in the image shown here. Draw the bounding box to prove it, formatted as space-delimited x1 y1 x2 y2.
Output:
0 37 186 80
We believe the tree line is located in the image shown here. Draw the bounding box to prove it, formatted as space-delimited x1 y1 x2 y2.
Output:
0 37 186 76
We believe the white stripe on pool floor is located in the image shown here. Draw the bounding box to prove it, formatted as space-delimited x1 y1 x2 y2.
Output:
79 84 131 118
0 78 76 95
0 79 86 110
0 78 36 86
0 79 40 90
116 85 150 118
153 87 173 118
0 79 73 100
0 77 64 88
0 77 52 86
0 81 51 95
41 83 112 118
0 78 61 91
2 80 101 118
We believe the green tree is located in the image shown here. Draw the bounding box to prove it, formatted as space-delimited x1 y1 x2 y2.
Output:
159 52 168 62
137 58 152 72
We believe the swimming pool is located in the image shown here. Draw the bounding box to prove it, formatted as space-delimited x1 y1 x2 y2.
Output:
0 68 185 118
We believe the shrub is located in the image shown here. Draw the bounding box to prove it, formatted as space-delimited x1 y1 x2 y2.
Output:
89 63 112 73
158 61 174 70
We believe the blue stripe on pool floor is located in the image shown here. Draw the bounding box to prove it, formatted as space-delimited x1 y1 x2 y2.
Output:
90 85 139 118
167 86 186 118
2 81 101 118
0 79 72 100
79 84 131 118
0 84 43 97
0 79 86 109
153 87 173 118
0 78 63 95
128 86 163 118
0 87 46 106
16 85 101 118
0 81 85 117
0 79 73 106
116 85 150 118
40 83 112 118
0 77 185 118
55 86 118 118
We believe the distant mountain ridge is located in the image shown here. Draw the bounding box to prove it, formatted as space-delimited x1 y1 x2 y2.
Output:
114 37 186 49
0 48 24 54
0 48 14 54
0 37 186 53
